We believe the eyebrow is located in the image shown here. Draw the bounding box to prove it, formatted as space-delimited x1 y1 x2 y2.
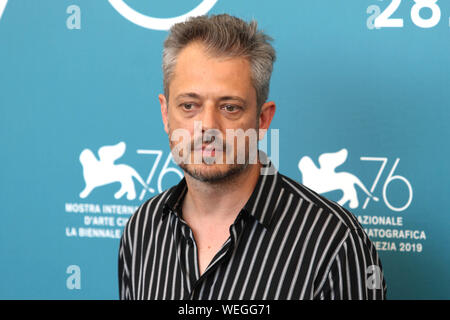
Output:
219 96 247 105
175 92 247 105
176 92 201 100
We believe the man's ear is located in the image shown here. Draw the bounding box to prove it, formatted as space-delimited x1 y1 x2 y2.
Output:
159 94 169 134
258 101 276 140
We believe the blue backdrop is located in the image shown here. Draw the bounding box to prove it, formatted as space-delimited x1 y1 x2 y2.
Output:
0 0 449 299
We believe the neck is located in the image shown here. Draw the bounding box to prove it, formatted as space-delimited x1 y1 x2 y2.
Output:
182 163 262 223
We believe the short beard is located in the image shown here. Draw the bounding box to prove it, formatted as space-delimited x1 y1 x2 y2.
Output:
179 162 249 184
166 117 259 184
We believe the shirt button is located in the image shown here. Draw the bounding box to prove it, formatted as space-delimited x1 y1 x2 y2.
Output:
186 238 193 246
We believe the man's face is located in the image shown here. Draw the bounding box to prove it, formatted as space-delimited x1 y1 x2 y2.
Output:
159 42 263 183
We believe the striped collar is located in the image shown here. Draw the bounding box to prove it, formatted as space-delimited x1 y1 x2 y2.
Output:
161 159 280 229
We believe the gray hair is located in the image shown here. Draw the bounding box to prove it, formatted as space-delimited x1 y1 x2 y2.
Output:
162 14 276 111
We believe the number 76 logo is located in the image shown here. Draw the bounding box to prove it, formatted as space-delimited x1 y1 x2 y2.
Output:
299 149 413 212
359 156 413 212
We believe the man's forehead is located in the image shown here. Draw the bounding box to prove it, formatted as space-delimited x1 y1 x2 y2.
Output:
168 43 255 100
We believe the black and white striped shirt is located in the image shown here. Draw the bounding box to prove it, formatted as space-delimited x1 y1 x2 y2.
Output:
118 163 387 300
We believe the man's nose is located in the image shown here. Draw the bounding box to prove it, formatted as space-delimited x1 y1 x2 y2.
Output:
199 102 220 132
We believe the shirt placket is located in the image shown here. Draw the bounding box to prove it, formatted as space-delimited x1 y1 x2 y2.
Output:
187 211 248 300
174 215 199 299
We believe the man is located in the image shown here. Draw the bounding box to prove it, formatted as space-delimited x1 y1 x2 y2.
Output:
118 14 387 300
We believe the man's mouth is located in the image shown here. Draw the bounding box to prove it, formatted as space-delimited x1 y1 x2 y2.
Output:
194 144 223 156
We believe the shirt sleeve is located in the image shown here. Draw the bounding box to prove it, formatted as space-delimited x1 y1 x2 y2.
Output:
118 226 133 300
314 228 387 300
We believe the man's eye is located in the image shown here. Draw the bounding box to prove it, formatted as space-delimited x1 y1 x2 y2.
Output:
222 104 239 112
182 103 194 110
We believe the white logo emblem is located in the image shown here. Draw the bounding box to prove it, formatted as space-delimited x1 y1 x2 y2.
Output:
108 0 218 30
79 142 154 200
0 0 8 20
298 148 379 209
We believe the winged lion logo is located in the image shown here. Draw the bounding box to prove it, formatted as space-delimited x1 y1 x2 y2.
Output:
79 142 154 200
298 148 379 209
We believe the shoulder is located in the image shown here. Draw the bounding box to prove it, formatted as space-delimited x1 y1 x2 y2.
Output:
276 173 384 283
277 172 364 232
120 186 175 248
